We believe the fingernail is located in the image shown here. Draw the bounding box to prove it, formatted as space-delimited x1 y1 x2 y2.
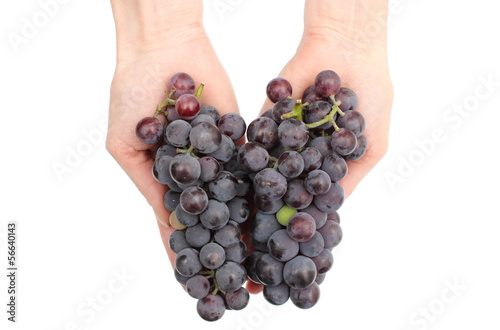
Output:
156 213 170 228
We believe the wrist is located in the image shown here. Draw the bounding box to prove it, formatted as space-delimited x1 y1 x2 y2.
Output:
110 0 204 61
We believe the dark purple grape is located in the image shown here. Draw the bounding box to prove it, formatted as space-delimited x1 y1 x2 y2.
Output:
179 186 208 215
190 114 215 126
166 105 181 122
315 70 341 97
263 282 290 306
253 168 287 200
168 229 191 254
313 183 344 213
199 199 229 230
312 248 334 274
164 190 180 212
245 251 264 284
337 110 365 136
300 147 323 172
199 242 226 269
278 151 305 179
283 255 317 290
266 77 292 103
174 204 199 227
218 113 246 141
215 262 246 292
260 109 274 119
290 282 320 309
189 121 222 154
336 87 358 111
226 197 250 224
225 240 247 263
267 229 299 262
197 294 225 321
199 105 220 123
255 253 284 286
302 85 323 104
214 221 241 248
152 155 173 185
283 179 313 210
304 170 332 195
246 117 279 149
207 134 235 164
237 142 269 173
278 119 309 150
304 101 332 130
315 273 326 285
344 134 367 161
175 94 200 120
308 137 332 159
155 144 177 159
164 120 191 147
198 156 221 182
327 211 341 224
330 128 357 156
250 212 283 243
186 275 210 299
317 220 343 249
185 223 211 248
225 287 249 310
136 117 163 145
272 98 295 123
169 154 201 185
287 212 316 242
174 269 190 285
299 232 325 258
302 204 327 229
168 72 195 99
175 248 202 277
233 171 252 197
208 171 238 202
254 195 284 214
252 238 269 253
321 153 348 182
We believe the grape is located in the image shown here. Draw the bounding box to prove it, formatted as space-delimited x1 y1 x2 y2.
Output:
336 87 358 111
225 287 250 310
278 151 305 179
214 221 241 248
168 72 195 99
337 110 365 137
317 220 343 249
304 170 332 195
287 212 316 242
302 85 323 104
344 134 367 161
252 238 270 253
283 255 317 290
290 282 320 309
312 248 334 274
185 223 211 248
254 195 284 215
321 153 348 182
263 282 290 305
166 105 181 122
267 229 299 262
168 230 191 254
199 242 226 269
191 114 216 126
208 171 238 202
218 113 246 141
175 94 201 120
207 134 235 163
233 171 252 197
200 199 230 230
315 273 326 285
155 144 177 159
174 204 199 227
164 120 191 147
237 142 269 173
189 121 222 154
246 117 279 149
169 154 201 185
226 197 250 224
283 179 313 210
225 240 247 263
308 136 332 159
197 294 225 322
180 186 208 215
152 155 173 185
330 128 357 156
215 262 246 292
260 108 273 119
304 101 332 130
302 204 327 229
175 248 202 277
198 105 220 123
272 98 295 123
266 77 292 103
174 269 190 285
136 116 163 145
327 211 341 224
278 119 309 150
245 251 264 283
313 182 344 213
314 70 341 97
198 156 221 182
250 212 283 243
255 253 284 286
169 211 187 230
253 168 287 200
300 147 323 172
186 275 210 299
299 232 325 258
276 205 298 226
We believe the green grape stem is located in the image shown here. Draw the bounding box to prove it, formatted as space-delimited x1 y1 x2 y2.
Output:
176 145 199 158
281 99 308 122
154 89 177 117
305 96 345 131
195 83 205 99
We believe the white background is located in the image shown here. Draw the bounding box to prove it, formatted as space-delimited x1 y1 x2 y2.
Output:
1 0 500 329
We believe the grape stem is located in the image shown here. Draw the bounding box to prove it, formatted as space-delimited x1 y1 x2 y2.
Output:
154 89 177 117
195 83 205 100
281 99 308 122
177 145 199 158
305 96 345 131
269 156 279 169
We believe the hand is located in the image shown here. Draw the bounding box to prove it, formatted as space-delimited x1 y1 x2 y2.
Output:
106 0 239 265
261 0 394 199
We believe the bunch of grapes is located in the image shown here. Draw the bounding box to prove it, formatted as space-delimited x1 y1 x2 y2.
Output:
134 70 367 321
242 70 366 309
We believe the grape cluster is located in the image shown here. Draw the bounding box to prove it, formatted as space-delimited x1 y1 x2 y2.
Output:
243 70 366 309
136 73 251 321
135 70 367 320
